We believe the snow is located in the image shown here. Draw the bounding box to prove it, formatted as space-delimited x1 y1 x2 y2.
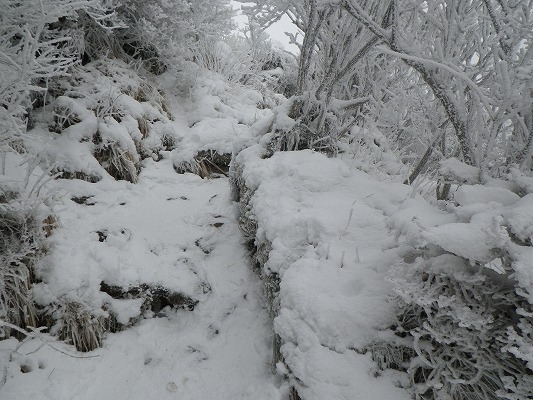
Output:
424 220 509 263
454 184 521 206
0 156 282 400
234 148 412 399
3 53 533 400
439 157 480 184
0 64 285 399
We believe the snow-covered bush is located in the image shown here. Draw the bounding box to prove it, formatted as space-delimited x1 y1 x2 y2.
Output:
0 0 118 144
28 59 177 183
0 153 54 339
390 257 531 400
380 165 533 399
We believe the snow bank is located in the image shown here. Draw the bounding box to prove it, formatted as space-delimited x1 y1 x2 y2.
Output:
232 147 411 399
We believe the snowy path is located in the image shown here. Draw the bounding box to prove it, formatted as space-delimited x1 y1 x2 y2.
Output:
0 158 281 400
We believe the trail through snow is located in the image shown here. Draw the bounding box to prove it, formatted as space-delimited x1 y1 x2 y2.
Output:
0 156 283 400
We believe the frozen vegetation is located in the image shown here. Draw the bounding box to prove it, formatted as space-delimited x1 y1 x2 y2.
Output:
1 1 533 399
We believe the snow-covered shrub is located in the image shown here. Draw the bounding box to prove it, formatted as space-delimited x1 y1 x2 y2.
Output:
112 0 234 74
0 153 54 339
341 126 408 180
264 94 341 154
380 172 533 399
30 59 177 182
390 257 530 400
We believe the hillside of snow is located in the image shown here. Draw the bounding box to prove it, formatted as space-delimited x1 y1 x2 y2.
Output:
2 54 533 400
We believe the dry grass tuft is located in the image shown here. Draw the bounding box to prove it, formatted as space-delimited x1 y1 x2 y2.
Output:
93 135 139 183
174 151 231 178
138 117 150 138
58 302 107 352
0 207 40 339
42 215 59 238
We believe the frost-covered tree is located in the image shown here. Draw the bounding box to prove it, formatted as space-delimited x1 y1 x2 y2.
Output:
243 0 533 175
342 0 533 174
239 0 394 152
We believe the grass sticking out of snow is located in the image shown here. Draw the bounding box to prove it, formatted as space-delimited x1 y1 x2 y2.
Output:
58 302 106 352
173 150 232 178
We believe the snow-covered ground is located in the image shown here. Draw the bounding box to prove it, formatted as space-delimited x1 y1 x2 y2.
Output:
0 156 283 400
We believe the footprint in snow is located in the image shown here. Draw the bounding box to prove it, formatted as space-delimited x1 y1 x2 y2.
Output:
195 238 213 255
95 228 132 248
71 195 96 206
166 382 178 392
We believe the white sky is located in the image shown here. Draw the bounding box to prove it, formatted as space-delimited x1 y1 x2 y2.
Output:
231 1 300 54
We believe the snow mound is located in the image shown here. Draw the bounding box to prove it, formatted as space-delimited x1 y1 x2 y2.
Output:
232 147 411 399
171 73 272 177
454 184 521 206
439 157 480 184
